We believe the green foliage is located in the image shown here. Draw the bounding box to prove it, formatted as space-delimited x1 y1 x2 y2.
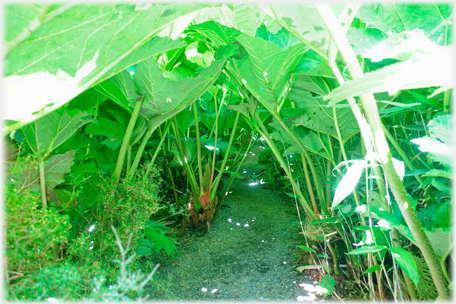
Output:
317 275 336 297
389 247 419 286
332 161 365 209
5 185 71 280
7 264 82 301
19 108 92 157
411 114 453 169
68 163 164 266
3 3 454 301
137 220 180 258
7 229 162 302
12 150 75 193
356 3 453 46
413 256 438 300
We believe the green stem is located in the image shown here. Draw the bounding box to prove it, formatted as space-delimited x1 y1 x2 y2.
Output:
254 113 317 222
112 97 143 182
220 91 232 134
382 125 423 184
316 4 450 299
126 146 131 176
443 89 450 113
333 104 364 225
39 161 47 209
173 116 200 210
86 98 100 155
128 114 172 182
151 123 171 165
228 135 249 169
300 153 318 214
215 132 257 215
211 111 240 200
168 167 180 211
193 102 203 194
209 88 220 197
269 107 329 207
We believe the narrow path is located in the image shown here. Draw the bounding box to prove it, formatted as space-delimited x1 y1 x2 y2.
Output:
148 144 313 301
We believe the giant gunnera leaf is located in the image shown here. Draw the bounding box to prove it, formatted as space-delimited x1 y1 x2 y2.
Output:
234 33 308 109
4 3 207 135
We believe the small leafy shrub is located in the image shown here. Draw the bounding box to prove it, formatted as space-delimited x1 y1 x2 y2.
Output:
6 263 82 301
7 228 161 302
5 185 71 281
137 220 180 258
68 162 167 266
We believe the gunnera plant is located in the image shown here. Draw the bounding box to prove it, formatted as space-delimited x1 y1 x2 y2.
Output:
68 161 165 267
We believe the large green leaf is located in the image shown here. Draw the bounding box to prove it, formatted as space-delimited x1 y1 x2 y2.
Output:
188 21 242 48
332 160 366 209
324 51 451 104
93 70 139 114
389 247 419 286
293 50 335 78
193 4 234 28
4 4 57 54
425 228 453 260
176 109 196 135
357 205 417 244
347 245 388 255
290 90 358 141
20 109 92 157
356 3 453 46
13 150 76 193
411 115 453 169
4 3 204 134
255 24 301 51
432 201 452 228
259 3 347 56
269 119 332 161
232 3 268 37
66 88 106 111
85 117 125 150
346 28 388 57
234 34 308 108
134 58 226 121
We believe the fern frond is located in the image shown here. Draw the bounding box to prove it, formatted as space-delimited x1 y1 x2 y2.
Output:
414 256 438 300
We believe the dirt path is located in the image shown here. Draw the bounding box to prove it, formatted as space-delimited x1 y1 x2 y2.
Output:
147 144 313 301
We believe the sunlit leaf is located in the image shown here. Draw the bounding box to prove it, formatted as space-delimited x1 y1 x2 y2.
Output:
425 227 453 260
233 3 266 37
325 50 451 104
389 247 419 286
432 201 452 228
14 151 76 192
255 24 301 51
347 245 388 255
362 264 382 275
346 27 388 57
20 109 93 157
332 161 366 209
411 115 453 168
298 245 317 254
4 3 204 134
235 34 307 107
290 90 358 142
356 3 453 46
259 3 346 54
391 157 405 181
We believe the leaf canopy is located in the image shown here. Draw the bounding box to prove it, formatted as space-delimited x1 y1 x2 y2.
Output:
20 109 92 158
234 34 308 108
